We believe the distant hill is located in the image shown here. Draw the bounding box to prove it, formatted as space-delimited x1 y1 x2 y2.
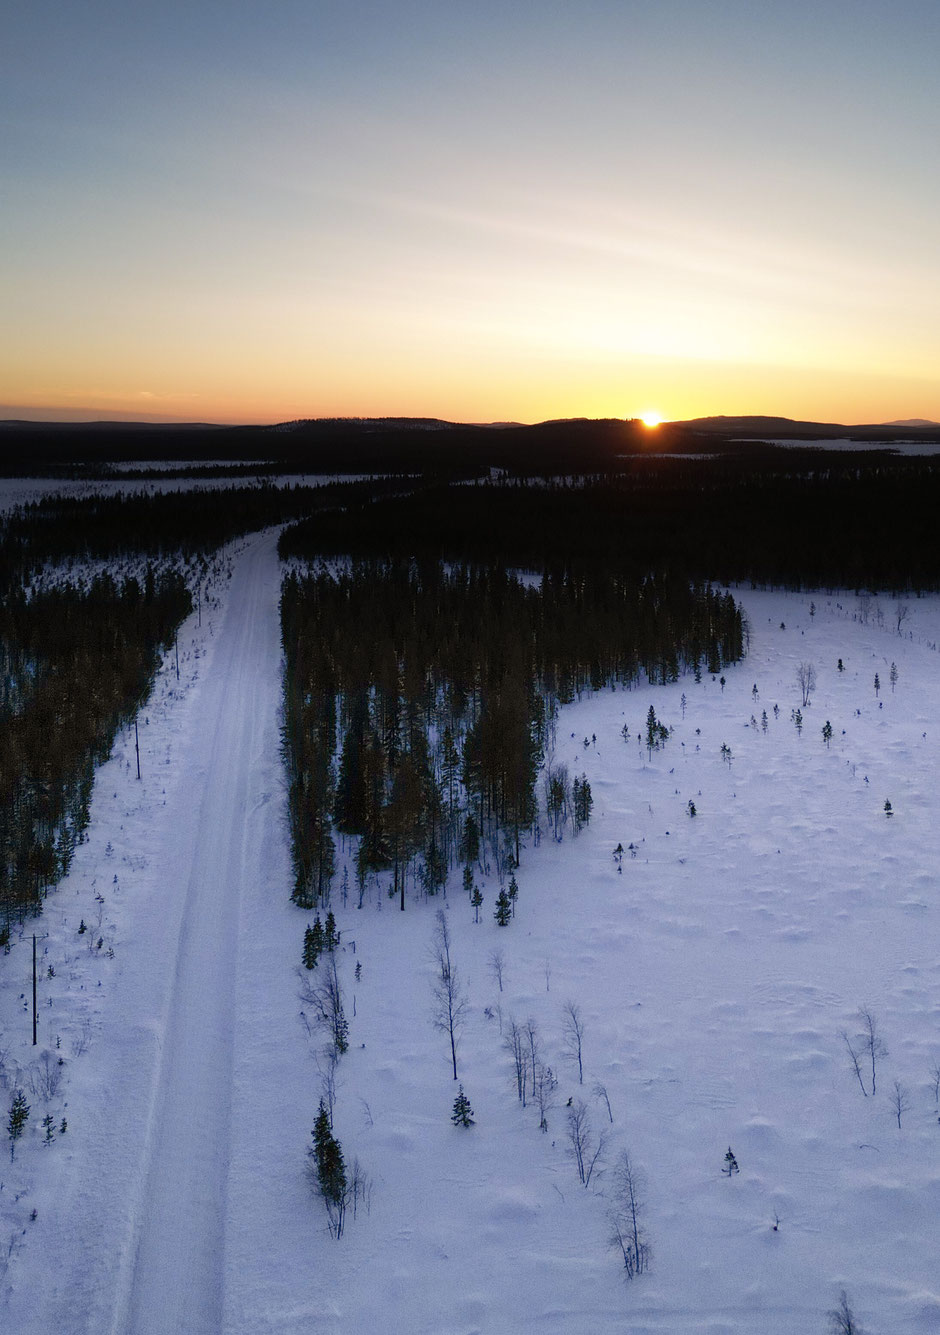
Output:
674 414 940 442
0 415 684 476
883 418 939 427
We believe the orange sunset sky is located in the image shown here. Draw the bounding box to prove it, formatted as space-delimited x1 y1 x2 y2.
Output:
3 1 939 427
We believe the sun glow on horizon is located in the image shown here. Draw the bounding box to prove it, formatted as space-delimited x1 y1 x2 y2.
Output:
640 412 662 428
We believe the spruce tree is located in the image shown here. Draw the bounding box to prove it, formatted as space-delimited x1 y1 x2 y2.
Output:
572 774 593 831
324 910 339 951
451 1085 474 1127
8 1090 29 1160
303 924 320 970
494 889 512 926
311 1098 348 1237
507 873 519 916
722 1147 739 1176
470 884 483 923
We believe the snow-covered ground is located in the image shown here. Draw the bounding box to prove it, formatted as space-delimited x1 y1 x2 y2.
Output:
3 549 940 1333
741 437 940 455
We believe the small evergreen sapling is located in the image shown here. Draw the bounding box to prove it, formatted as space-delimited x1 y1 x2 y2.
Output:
884 799 893 818
822 720 833 748
722 1147 739 1176
451 1085 474 1127
507 873 519 916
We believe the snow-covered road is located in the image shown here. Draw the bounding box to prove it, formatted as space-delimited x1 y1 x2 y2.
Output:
120 533 280 1334
4 531 293 1335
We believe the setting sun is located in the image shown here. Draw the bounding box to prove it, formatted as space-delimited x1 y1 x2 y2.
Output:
641 413 662 428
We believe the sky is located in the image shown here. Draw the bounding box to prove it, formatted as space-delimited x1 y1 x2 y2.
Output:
3 0 939 426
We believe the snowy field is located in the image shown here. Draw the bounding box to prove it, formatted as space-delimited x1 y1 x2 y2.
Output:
3 539 940 1333
741 437 940 456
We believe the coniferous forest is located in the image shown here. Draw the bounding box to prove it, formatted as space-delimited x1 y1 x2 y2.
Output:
6 443 938 928
279 559 743 909
0 480 384 926
0 571 190 922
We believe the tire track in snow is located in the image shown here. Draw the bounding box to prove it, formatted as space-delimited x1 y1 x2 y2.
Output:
112 534 277 1335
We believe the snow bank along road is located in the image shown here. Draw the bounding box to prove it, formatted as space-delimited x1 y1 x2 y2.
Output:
5 531 292 1334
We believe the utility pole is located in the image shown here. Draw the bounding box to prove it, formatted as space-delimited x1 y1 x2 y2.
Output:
32 931 49 1043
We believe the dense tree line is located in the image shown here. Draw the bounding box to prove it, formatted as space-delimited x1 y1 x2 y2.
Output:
0 480 399 927
0 570 190 923
0 478 396 595
280 458 940 592
280 560 743 908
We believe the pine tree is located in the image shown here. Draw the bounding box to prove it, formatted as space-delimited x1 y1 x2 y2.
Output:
451 1085 474 1127
572 774 593 832
494 889 512 926
507 872 519 916
8 1090 29 1160
460 814 481 868
462 864 475 899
